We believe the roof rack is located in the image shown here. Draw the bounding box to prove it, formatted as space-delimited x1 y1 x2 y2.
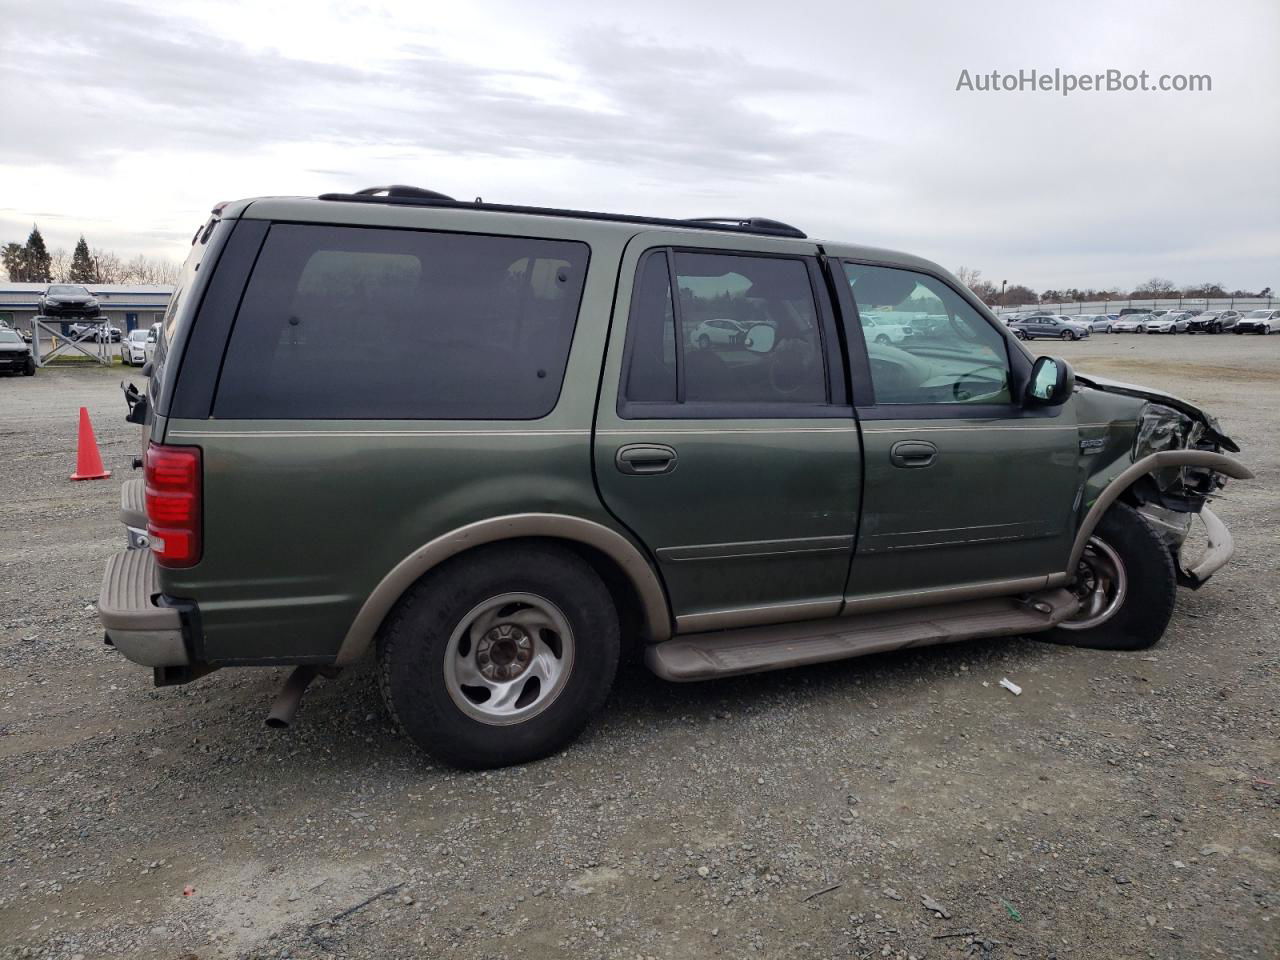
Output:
317 187 807 239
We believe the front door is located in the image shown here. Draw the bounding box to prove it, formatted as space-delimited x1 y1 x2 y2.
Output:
593 231 862 634
829 256 1083 608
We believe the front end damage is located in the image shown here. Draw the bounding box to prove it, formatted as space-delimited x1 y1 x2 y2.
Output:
1079 373 1245 588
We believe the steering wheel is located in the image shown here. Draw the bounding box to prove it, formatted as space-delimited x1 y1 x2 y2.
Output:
951 363 1007 401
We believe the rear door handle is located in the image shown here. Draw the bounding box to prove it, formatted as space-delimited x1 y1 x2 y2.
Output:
616 444 678 476
889 440 937 468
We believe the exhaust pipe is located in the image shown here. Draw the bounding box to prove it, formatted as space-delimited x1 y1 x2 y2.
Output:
265 665 319 729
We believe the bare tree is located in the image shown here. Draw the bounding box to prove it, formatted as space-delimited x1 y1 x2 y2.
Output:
89 248 123 283
1133 277 1177 297
955 266 982 289
49 248 70 283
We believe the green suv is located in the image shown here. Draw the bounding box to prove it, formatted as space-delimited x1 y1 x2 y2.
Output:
99 186 1252 768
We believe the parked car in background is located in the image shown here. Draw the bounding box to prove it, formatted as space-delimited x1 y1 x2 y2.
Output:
1145 312 1192 334
38 284 101 318
1070 314 1114 333
0 328 36 376
1112 314 1150 333
859 312 915 344
68 322 122 343
124 327 158 365
1235 309 1280 334
1187 310 1240 334
1008 315 1091 340
690 318 748 348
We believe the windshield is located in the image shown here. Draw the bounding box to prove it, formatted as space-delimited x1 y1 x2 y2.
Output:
0 330 20 343
48 284 88 295
128 330 148 341
1245 310 1271 318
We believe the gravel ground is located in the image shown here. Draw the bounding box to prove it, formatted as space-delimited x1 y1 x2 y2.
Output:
1 336 1277 960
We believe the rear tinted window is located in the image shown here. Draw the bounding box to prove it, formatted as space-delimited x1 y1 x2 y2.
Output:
213 224 589 420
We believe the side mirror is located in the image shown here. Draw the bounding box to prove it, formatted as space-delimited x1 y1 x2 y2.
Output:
744 323 776 353
141 360 154 378
1026 356 1074 406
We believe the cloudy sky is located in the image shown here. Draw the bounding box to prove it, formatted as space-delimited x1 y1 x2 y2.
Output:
1 0 1276 292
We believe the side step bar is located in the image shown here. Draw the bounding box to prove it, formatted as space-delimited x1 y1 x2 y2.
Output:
645 589 1080 682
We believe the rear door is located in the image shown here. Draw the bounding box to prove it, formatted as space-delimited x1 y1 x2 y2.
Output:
829 255 1083 608
593 231 861 634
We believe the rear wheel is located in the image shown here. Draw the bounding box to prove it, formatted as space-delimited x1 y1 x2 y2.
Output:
376 544 620 769
698 334 711 349
1046 503 1176 650
875 334 891 345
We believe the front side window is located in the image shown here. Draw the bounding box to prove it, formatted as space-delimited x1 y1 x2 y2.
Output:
214 224 589 420
844 263 1012 405
623 249 827 411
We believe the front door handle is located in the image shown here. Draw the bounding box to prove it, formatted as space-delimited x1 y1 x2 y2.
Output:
889 440 937 468
616 444 678 476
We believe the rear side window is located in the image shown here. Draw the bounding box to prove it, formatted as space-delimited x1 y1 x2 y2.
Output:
622 249 829 413
213 224 589 420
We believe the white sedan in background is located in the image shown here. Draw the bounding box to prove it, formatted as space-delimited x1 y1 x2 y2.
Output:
1144 312 1193 334
123 327 157 365
690 318 748 348
1235 309 1280 334
1112 314 1150 333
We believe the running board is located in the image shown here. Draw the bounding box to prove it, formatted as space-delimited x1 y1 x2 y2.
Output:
645 589 1080 682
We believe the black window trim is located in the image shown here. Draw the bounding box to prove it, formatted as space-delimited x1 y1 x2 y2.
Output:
617 244 850 421
833 256 1055 421
205 219 593 422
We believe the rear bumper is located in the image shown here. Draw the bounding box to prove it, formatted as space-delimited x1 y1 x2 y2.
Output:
120 477 149 549
98 548 189 667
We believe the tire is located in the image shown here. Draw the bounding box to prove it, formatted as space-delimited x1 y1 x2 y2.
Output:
376 543 621 769
875 334 891 345
698 334 711 349
1013 330 1026 340
1046 502 1176 651
1060 330 1073 341
23 359 35 376
1106 325 1114 334
1211 323 1221 334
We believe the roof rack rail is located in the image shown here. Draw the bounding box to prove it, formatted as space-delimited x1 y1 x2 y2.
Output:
353 185 455 201
317 188 807 239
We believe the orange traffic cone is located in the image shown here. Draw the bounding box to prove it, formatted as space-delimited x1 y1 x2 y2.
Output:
70 407 111 481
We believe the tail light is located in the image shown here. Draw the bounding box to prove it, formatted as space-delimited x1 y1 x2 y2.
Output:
145 443 202 567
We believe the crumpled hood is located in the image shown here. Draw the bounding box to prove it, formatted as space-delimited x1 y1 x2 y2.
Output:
1074 373 1239 452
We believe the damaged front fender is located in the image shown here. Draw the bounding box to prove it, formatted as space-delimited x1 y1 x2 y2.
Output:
1068 449 1253 577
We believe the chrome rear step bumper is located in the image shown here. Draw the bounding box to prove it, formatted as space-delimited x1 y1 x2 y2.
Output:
646 589 1080 682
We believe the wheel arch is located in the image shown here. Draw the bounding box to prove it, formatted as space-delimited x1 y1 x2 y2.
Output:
1066 450 1253 573
334 513 672 665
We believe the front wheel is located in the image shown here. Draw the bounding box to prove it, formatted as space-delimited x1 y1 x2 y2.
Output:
1046 503 1176 650
697 334 711 349
1060 330 1073 341
1013 330 1027 340
376 544 620 769
23 358 36 376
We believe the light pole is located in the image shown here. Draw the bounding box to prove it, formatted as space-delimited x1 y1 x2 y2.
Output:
1000 280 1007 308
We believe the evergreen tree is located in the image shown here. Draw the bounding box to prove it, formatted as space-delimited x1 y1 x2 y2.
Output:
69 236 95 283
1 242 25 282
24 226 52 283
